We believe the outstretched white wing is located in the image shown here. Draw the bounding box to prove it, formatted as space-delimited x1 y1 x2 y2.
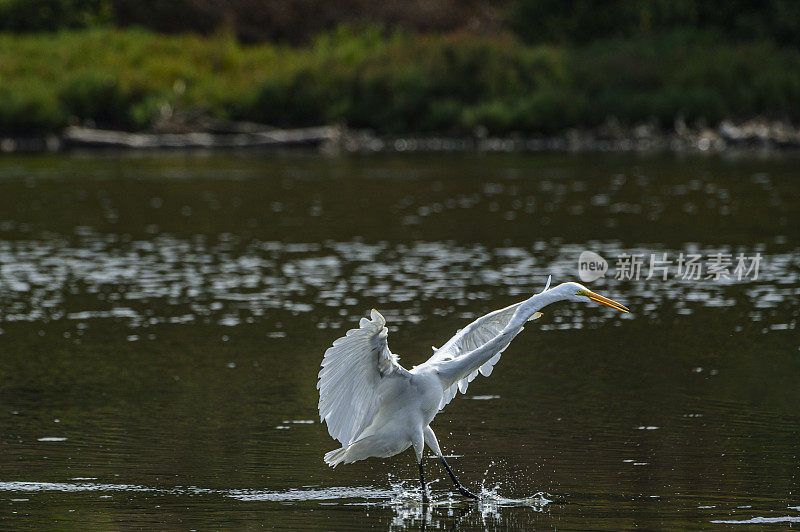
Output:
317 309 408 446
422 302 543 410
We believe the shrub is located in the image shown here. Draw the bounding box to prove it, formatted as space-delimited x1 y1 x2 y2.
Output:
0 84 67 134
59 71 145 128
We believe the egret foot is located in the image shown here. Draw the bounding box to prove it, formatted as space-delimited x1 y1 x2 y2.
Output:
440 456 479 499
457 485 479 499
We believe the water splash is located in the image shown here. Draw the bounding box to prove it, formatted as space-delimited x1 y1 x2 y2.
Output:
382 476 552 529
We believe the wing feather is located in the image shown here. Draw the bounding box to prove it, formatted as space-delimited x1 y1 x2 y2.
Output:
421 302 542 409
317 309 406 446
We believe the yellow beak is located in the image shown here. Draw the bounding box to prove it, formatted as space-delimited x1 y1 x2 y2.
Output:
578 289 630 313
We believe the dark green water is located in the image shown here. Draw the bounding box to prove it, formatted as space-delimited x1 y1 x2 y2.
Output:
0 151 798 530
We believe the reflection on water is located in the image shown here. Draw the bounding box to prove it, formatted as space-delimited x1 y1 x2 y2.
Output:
0 152 798 529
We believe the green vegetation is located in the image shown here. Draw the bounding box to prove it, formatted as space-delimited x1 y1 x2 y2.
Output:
2 27 800 135
3 1 800 136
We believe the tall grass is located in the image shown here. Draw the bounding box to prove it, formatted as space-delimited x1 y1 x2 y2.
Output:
1 27 799 134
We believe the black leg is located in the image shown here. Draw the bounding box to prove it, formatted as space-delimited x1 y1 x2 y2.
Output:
419 459 430 504
440 456 479 499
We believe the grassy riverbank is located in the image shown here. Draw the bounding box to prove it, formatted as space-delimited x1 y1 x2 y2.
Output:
2 28 800 135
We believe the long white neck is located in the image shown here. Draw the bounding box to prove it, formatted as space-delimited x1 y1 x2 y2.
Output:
436 288 567 388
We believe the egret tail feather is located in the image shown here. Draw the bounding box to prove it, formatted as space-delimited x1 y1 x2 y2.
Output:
324 447 347 467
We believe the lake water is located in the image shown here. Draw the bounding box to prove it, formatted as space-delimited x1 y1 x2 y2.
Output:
0 151 798 530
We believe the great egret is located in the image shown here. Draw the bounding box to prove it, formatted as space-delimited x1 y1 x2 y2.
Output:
317 278 629 502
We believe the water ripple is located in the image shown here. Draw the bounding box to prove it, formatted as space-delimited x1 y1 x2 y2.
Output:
0 234 795 332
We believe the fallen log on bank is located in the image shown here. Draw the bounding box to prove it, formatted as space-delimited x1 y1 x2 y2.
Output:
62 125 339 149
3 118 798 154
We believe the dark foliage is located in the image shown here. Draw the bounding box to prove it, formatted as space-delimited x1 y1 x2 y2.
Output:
0 0 112 31
110 0 504 44
510 0 800 47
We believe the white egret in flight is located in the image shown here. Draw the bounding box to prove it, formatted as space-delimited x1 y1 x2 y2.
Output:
317 278 629 502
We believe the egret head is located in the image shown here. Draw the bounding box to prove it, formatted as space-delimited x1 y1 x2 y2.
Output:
552 281 630 312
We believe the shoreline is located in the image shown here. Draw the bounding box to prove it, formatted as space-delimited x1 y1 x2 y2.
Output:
2 118 799 155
